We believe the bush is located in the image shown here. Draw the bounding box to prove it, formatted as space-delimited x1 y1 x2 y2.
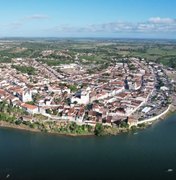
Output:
119 121 129 128
69 122 77 132
22 121 31 126
29 123 35 129
15 120 22 125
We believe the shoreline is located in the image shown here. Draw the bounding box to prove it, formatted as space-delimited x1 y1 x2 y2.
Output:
0 104 175 137
0 121 41 133
137 104 175 126
0 121 95 137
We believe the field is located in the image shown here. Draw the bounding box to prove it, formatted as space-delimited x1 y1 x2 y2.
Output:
0 38 176 69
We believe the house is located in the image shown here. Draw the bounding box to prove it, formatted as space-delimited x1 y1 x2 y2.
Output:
0 89 8 100
7 86 32 102
21 103 38 114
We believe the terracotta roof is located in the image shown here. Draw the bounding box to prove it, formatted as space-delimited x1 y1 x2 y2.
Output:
0 89 6 95
21 103 38 110
111 81 124 85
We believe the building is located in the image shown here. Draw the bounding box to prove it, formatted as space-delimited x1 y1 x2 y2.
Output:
21 103 39 114
22 89 33 102
71 90 90 105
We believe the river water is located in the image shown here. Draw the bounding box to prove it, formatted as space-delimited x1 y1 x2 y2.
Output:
0 113 176 180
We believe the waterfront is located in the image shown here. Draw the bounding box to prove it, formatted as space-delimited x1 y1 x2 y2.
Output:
0 114 176 180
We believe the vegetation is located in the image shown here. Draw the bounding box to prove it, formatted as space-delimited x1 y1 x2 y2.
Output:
137 123 146 128
94 123 104 136
0 101 94 135
69 85 77 92
0 101 130 136
1 39 176 71
26 101 35 105
119 121 129 128
12 65 36 75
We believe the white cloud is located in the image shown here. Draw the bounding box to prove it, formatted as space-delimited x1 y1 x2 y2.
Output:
2 16 176 37
137 23 155 31
2 14 49 30
53 17 176 34
148 17 175 24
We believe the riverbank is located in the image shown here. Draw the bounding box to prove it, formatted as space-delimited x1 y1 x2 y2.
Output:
0 120 129 137
0 119 151 137
0 104 175 137
137 104 175 125
0 120 95 137
0 121 41 133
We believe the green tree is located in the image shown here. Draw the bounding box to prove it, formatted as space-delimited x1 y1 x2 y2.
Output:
15 120 22 125
69 122 77 132
69 85 77 92
94 123 104 136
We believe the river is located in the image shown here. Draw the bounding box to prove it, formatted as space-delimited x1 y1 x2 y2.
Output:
0 113 176 180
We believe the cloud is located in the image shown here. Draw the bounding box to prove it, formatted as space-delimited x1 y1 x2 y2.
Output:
148 17 175 24
53 17 176 34
2 14 49 30
26 14 49 20
2 16 176 37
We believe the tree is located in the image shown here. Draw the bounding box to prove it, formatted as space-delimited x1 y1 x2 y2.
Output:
11 65 36 75
94 123 104 136
65 98 71 106
15 120 22 125
86 103 93 110
69 85 77 92
73 101 78 105
94 100 99 104
69 122 77 132
119 121 129 128
26 101 35 105
46 109 52 114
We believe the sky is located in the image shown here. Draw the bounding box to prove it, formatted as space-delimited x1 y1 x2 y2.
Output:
0 0 176 39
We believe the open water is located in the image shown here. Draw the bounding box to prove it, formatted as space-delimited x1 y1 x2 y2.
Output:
0 113 176 180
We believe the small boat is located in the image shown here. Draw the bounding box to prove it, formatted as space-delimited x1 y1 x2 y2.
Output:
6 174 10 178
133 132 138 135
166 169 173 172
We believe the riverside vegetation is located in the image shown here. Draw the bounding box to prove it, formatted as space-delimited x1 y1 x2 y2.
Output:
0 101 139 136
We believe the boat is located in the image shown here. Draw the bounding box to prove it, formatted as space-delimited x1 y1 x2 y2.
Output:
166 169 173 172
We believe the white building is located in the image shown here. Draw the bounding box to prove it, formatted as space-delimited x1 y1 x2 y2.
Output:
22 89 32 102
21 103 38 114
142 107 152 114
71 91 90 105
108 87 124 97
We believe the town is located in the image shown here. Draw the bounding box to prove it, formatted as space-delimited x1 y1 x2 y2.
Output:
0 40 176 135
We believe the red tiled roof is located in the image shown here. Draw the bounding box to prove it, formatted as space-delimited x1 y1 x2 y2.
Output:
21 103 38 110
0 89 6 95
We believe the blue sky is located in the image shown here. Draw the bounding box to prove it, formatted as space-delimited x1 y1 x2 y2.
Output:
0 0 176 38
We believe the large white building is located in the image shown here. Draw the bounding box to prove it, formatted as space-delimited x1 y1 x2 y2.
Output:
22 89 33 102
71 91 90 105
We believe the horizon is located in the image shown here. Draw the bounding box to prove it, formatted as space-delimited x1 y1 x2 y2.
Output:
0 36 176 41
0 0 176 39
